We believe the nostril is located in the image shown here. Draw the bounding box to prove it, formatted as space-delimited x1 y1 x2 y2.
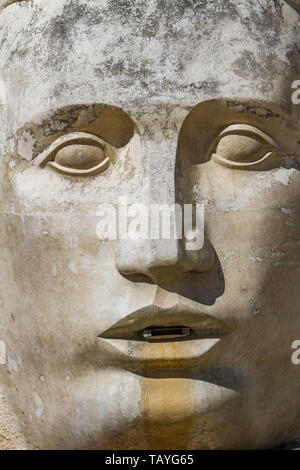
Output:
115 236 215 285
115 252 154 282
181 237 215 273
119 272 156 284
115 239 182 283
115 239 152 276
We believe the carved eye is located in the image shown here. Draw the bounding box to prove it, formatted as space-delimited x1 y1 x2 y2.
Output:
207 124 281 168
37 132 112 176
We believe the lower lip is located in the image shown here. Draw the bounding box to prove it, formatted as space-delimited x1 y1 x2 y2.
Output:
97 337 221 368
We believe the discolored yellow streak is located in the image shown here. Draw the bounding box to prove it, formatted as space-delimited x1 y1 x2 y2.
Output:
139 342 198 449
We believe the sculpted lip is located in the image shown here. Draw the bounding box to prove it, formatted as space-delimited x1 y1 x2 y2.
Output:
97 304 232 367
98 304 232 341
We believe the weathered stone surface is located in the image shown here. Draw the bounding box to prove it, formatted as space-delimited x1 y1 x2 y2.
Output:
0 387 30 450
0 0 299 450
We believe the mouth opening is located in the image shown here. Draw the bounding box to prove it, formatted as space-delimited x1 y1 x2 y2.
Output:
142 326 191 341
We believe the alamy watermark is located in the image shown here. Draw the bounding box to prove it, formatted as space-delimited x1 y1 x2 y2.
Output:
291 80 300 104
291 340 300 365
96 197 205 251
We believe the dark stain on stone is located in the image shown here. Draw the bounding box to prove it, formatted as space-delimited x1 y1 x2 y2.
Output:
226 99 280 119
44 0 105 67
48 0 104 43
241 0 283 44
232 49 279 94
106 0 240 31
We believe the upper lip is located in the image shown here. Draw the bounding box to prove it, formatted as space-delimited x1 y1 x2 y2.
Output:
98 302 232 341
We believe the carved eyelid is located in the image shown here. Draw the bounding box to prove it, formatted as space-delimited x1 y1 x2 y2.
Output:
207 124 282 168
35 132 117 175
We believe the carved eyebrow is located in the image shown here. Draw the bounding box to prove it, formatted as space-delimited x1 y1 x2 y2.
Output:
35 131 117 167
0 0 25 11
206 123 281 160
15 103 135 162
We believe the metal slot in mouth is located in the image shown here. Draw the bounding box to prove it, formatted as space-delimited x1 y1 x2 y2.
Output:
142 326 191 341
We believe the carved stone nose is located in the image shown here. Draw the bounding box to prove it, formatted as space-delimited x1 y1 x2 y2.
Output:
115 236 215 284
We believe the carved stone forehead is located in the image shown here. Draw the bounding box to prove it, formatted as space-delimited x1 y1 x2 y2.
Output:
0 0 299 129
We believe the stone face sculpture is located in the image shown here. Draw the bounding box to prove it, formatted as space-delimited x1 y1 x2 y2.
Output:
0 0 299 450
